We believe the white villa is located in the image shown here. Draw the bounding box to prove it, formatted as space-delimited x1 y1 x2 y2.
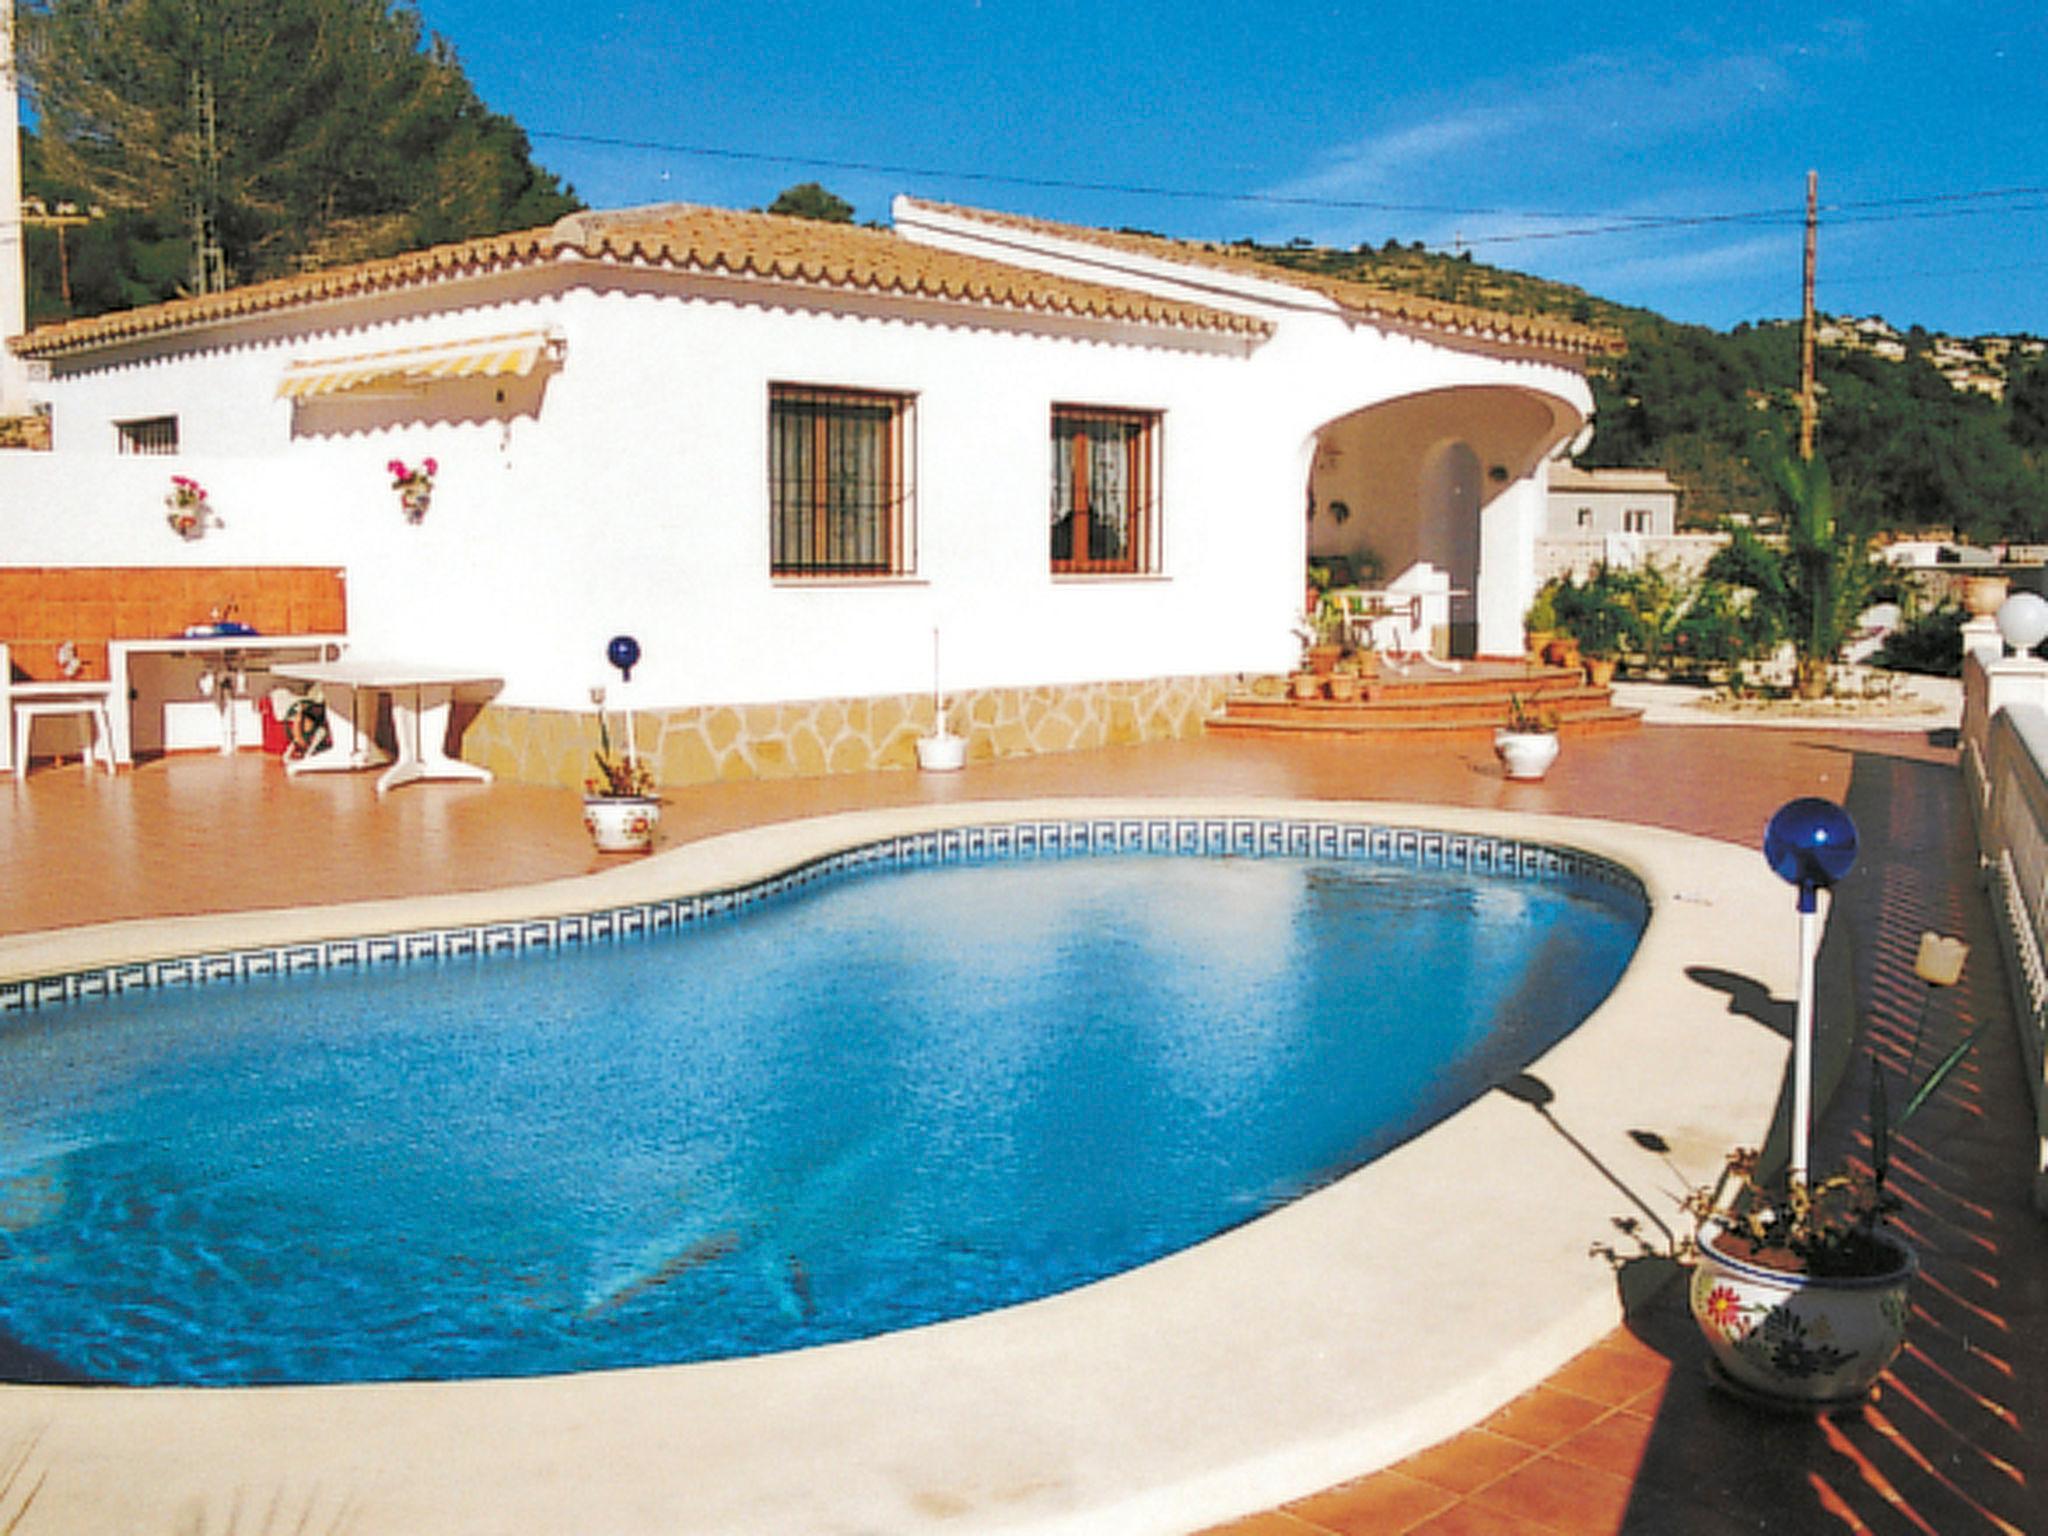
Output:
2 198 1614 786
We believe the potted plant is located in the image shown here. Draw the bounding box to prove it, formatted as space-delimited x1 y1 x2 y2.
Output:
1685 931 1972 1405
1305 594 1347 676
583 688 659 853
1494 693 1560 780
1547 572 1635 687
1524 581 1562 662
1325 654 1362 702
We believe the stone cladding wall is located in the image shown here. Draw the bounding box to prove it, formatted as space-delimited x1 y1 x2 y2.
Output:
464 674 1239 790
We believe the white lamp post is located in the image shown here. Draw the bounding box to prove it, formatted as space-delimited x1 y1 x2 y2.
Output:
1763 797 1859 1186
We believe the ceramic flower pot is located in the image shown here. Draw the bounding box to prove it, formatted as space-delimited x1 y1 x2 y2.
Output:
1325 672 1360 702
1494 730 1559 781
1964 575 2010 618
583 795 661 853
1289 672 1324 701
1689 1224 1916 1406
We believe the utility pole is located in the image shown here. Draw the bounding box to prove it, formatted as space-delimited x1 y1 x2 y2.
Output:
0 0 31 416
189 70 225 295
1798 170 1818 463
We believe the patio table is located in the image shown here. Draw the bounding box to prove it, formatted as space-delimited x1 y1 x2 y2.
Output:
272 658 498 794
106 633 348 764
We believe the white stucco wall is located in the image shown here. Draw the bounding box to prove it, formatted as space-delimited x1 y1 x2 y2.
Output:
6 216 1598 712
6 271 1303 713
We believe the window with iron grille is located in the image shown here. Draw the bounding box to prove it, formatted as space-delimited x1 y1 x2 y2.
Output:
115 416 180 456
1050 405 1161 575
769 385 915 577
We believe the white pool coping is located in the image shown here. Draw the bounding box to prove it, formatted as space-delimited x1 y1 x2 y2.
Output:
0 799 1793 1536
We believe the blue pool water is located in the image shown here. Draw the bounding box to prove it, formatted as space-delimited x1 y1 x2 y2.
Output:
0 849 1642 1385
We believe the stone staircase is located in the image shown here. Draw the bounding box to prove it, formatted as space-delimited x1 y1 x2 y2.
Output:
1207 660 1642 742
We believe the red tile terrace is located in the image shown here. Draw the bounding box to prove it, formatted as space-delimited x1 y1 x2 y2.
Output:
0 714 2040 1536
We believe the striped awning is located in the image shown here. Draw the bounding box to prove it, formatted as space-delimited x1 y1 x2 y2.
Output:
277 330 556 400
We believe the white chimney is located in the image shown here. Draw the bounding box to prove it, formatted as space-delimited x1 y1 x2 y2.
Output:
0 0 30 416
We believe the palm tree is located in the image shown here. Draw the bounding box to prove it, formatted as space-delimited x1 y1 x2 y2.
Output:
1706 451 1881 700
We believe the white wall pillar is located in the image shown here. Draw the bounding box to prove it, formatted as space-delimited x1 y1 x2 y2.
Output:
1477 474 1543 657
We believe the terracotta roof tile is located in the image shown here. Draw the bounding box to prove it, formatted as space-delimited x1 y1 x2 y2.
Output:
13 204 1268 359
899 199 1623 358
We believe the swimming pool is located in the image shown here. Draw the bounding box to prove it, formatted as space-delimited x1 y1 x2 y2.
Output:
0 814 1643 1386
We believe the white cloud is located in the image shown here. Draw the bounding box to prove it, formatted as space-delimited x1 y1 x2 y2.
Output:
1569 231 1795 293
1257 43 1796 233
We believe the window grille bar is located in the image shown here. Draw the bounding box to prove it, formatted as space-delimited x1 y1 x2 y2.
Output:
116 416 181 456
770 385 914 577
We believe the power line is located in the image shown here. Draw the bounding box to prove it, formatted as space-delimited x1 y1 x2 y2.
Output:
530 126 2048 244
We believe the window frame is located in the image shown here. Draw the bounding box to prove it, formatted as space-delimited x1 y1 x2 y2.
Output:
115 416 181 456
1049 403 1164 577
767 383 917 580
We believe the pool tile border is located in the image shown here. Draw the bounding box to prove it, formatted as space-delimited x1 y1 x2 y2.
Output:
0 815 1642 1016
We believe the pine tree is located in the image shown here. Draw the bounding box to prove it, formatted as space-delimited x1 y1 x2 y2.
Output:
20 0 578 303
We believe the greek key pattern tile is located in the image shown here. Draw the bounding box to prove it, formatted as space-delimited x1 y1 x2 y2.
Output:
0 817 1643 1015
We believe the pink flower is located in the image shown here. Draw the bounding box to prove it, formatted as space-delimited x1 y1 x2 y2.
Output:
423 458 437 477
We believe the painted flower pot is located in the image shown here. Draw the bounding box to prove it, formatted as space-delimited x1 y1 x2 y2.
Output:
1289 672 1324 701
583 795 661 853
1689 1225 1916 1406
1494 730 1559 781
1325 672 1360 702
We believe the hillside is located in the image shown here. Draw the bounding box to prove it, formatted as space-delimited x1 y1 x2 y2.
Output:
1234 238 2048 540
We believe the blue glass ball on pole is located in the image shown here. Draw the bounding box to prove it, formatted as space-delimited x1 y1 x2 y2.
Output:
606 634 641 682
1763 797 1858 913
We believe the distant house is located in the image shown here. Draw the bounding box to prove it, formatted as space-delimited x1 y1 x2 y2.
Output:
2 198 1614 786
1880 540 1998 569
1544 464 1680 538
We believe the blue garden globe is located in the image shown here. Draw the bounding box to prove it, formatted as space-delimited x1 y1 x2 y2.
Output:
606 634 642 682
1764 797 1858 913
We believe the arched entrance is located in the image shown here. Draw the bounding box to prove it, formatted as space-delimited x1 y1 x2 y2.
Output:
1305 385 1584 657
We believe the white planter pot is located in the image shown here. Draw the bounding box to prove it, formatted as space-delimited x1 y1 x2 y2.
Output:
916 732 967 772
1494 730 1560 781
583 795 661 853
1689 1225 1916 1405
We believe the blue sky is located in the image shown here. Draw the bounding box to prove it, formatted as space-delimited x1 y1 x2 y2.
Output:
417 2 2047 337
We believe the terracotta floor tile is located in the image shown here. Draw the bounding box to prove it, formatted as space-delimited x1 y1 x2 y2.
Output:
1467 1454 1635 1535
1392 1430 1539 1496
1191 1513 1324 1536
1542 1342 1673 1409
1285 1471 1458 1534
1479 1387 1611 1452
1403 1501 1563 1536
1548 1410 1658 1482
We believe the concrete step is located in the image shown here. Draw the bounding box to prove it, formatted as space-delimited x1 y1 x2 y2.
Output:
1207 664 1643 742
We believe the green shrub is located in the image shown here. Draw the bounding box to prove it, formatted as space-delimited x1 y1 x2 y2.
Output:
1873 604 1965 677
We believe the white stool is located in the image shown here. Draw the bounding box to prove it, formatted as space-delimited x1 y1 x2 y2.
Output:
12 695 116 783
